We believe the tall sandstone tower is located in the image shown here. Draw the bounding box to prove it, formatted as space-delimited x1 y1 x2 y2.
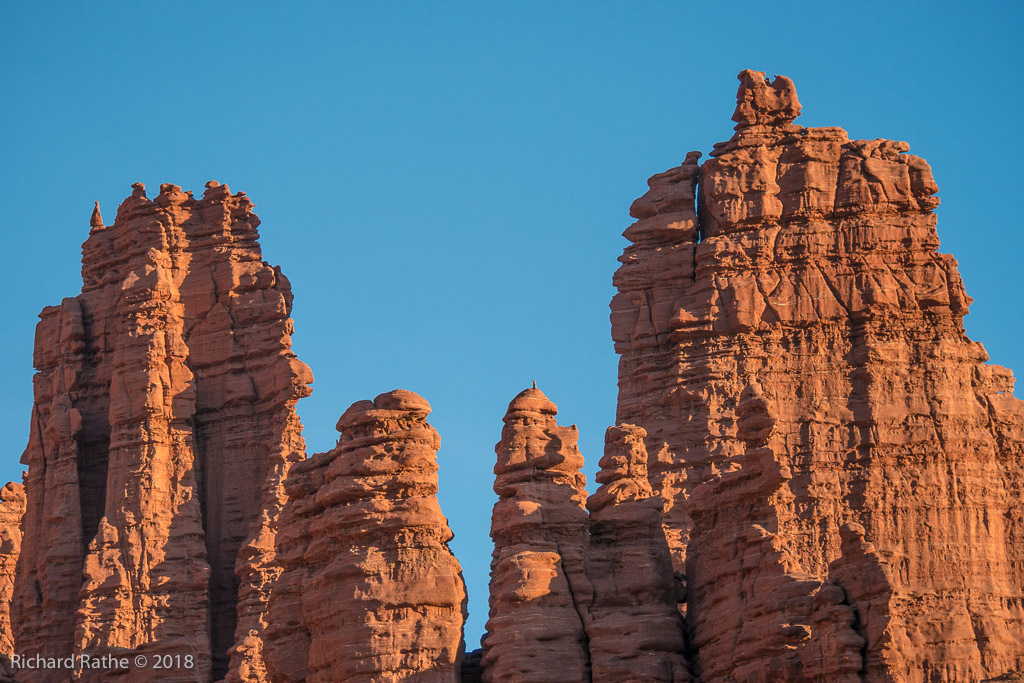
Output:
610 70 1024 680
12 182 313 682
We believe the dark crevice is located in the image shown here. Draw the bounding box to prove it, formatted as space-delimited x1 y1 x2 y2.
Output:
556 546 593 683
74 306 109 554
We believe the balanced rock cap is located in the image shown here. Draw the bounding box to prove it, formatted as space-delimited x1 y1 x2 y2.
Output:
732 69 801 129
504 385 558 420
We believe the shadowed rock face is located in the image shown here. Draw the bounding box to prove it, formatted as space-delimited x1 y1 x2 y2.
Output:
11 182 312 682
481 387 592 683
611 69 1024 680
263 390 467 683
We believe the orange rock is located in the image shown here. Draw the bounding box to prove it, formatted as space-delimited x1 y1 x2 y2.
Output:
585 425 690 682
12 183 312 682
263 390 467 683
612 69 1024 680
0 482 24 682
481 386 592 682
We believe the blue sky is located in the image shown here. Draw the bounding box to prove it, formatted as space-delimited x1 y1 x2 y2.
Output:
2 2 1021 645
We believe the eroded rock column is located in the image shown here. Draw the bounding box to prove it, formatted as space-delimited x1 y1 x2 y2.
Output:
264 390 466 683
12 182 312 682
585 425 689 682
481 386 592 683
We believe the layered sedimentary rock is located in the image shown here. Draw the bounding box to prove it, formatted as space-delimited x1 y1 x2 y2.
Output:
0 482 25 681
585 425 689 682
263 390 466 683
12 182 312 682
481 386 592 682
611 70 1024 679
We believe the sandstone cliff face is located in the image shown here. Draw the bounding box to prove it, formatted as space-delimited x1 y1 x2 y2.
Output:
481 387 592 683
611 70 1024 680
12 183 312 682
263 390 466 683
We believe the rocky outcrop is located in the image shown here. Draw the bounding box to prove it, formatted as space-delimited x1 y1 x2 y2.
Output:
12 182 312 682
585 425 689 682
0 482 25 680
263 390 466 683
481 386 592 683
611 70 1024 680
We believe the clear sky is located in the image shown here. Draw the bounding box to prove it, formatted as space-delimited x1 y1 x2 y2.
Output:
2 1 1021 646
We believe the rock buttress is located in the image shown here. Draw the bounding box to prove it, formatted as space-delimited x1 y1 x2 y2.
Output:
585 425 690 682
12 182 312 682
480 386 592 683
263 390 467 683
611 70 1024 679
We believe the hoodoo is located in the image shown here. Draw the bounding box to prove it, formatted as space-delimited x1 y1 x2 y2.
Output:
264 390 466 683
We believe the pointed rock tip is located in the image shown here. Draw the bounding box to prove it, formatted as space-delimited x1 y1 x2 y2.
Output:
130 182 147 199
732 69 801 129
89 201 104 229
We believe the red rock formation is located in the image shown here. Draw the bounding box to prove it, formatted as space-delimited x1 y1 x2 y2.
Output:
263 390 466 683
0 482 25 681
12 182 312 682
611 70 1024 680
585 425 690 682
480 386 592 683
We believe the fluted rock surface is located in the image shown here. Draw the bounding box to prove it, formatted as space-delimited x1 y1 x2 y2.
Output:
12 183 312 682
611 69 1024 680
481 387 592 683
585 425 689 682
264 390 467 683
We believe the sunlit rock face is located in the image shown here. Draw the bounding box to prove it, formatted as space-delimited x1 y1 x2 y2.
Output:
611 69 1024 680
264 390 467 683
11 182 312 682
480 386 592 683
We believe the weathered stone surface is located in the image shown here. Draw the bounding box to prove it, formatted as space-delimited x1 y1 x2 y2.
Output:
585 425 689 682
612 69 1024 680
0 482 25 681
264 390 466 683
12 182 312 682
480 386 592 683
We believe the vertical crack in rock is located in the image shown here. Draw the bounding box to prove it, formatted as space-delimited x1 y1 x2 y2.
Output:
481 386 592 682
12 182 313 682
611 69 1024 680
263 390 467 683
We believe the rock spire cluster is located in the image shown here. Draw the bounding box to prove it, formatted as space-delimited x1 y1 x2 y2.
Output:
1 69 1022 682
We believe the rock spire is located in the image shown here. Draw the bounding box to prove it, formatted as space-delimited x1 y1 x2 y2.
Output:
610 68 1024 680
481 386 592 682
263 390 467 683
12 182 312 682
